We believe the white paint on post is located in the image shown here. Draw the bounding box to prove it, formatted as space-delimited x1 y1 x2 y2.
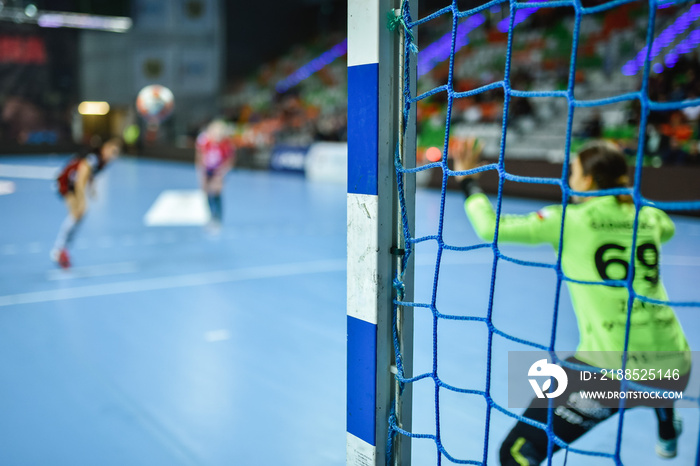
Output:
347 193 380 325
348 0 379 67
347 432 377 466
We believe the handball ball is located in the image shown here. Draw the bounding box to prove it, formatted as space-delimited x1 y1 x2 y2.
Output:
136 84 174 122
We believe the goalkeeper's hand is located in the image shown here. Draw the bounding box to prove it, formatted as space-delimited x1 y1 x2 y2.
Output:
451 136 483 179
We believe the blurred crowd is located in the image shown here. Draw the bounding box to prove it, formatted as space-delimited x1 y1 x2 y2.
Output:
644 53 700 166
406 3 700 167
2 2 699 170
206 32 347 160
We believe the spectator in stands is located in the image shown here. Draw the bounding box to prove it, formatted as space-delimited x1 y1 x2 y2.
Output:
579 110 603 139
659 111 694 165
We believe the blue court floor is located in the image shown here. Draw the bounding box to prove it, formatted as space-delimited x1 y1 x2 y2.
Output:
0 155 698 465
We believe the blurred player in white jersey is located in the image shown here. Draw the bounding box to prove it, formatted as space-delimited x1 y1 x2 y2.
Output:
195 120 235 232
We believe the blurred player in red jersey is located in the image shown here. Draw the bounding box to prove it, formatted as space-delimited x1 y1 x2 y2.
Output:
195 120 235 232
52 138 122 268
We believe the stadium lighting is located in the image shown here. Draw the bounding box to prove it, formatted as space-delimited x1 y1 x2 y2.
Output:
274 9 486 90
497 5 538 33
0 6 132 32
38 12 132 32
417 13 485 77
78 101 110 115
275 39 347 93
664 27 700 69
621 3 700 76
275 11 487 93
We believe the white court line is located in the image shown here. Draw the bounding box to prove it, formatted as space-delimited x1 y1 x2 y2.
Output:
0 164 60 179
0 259 346 307
144 190 210 226
46 262 139 281
204 329 231 342
0 180 16 195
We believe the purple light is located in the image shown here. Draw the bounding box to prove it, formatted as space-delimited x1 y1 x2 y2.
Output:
652 62 664 73
275 39 347 93
37 12 131 32
664 27 700 68
621 63 637 76
38 16 62 28
417 14 485 77
497 6 538 33
622 4 700 76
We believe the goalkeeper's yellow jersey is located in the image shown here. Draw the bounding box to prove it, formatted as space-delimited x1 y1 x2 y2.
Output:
465 193 690 373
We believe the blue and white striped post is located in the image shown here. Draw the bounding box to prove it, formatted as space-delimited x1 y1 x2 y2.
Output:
347 0 415 464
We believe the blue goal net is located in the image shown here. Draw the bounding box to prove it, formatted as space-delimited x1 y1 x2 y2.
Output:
388 0 700 464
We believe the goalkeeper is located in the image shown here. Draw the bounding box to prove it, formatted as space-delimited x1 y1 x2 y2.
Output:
453 139 691 464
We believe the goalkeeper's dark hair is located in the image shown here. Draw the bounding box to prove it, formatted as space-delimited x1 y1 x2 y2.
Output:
577 140 630 190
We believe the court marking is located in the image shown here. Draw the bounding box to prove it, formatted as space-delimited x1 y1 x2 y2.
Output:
0 180 15 195
204 329 231 342
0 163 59 179
0 221 344 256
0 259 346 307
144 190 210 226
